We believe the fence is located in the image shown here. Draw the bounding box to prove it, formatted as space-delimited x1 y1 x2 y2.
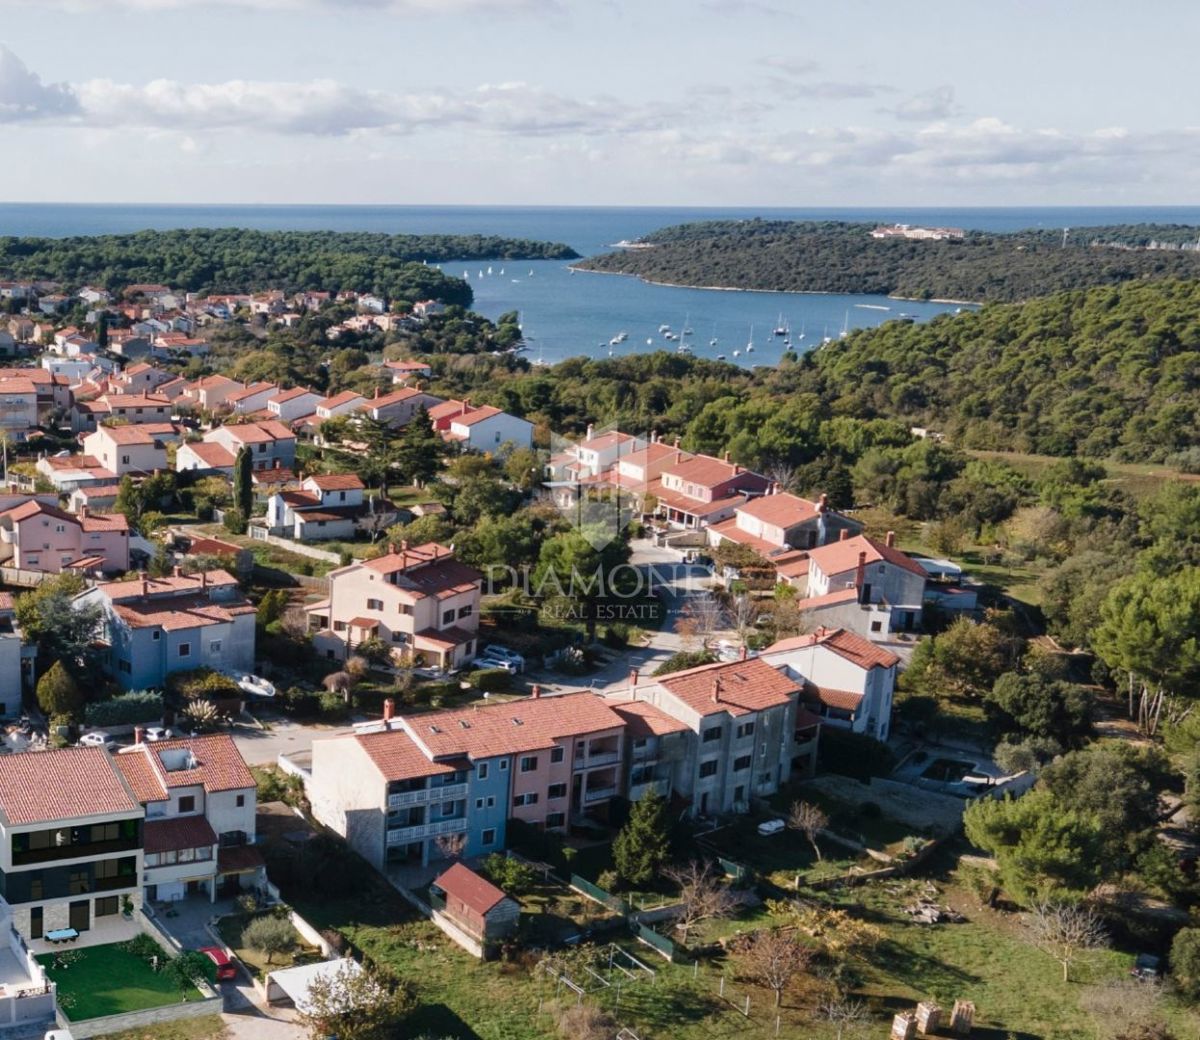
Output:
629 919 679 961
0 566 48 588
246 526 343 564
570 874 630 916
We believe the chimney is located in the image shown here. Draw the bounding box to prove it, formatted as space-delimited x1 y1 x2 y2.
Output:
711 676 723 704
172 565 181 577
400 539 408 551
674 436 681 448
586 423 595 441
140 575 148 596
856 551 867 602
80 504 89 518
531 684 542 699
134 726 145 745
886 530 896 548
739 645 747 661
383 698 395 723
388 542 397 555
723 451 730 462
650 429 658 444
817 493 828 513
733 464 741 475
839 528 849 541
200 570 208 590
629 668 639 687
373 385 379 399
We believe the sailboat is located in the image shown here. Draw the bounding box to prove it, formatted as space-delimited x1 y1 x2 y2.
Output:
839 310 850 339
796 322 806 342
487 266 493 275
463 270 470 278
500 268 505 275
822 323 831 345
733 349 741 358
745 324 755 353
773 312 788 336
709 321 719 347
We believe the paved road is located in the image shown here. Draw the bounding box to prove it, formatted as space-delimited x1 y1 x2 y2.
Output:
230 716 359 767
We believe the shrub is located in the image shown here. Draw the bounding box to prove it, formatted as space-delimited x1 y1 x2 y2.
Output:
84 690 163 728
339 550 353 567
480 853 537 897
603 623 630 649
653 649 717 676
181 699 223 733
280 685 321 718
817 729 896 780
37 661 83 720
468 668 512 693
596 869 620 893
318 691 350 720
222 507 248 535
121 933 166 965
167 668 242 702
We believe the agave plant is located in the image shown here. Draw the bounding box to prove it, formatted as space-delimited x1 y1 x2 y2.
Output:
180 699 221 733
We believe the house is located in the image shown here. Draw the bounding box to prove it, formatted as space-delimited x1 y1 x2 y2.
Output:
201 420 296 472
430 863 520 949
653 451 769 529
384 359 433 384
306 542 481 670
183 375 244 413
67 482 121 514
0 367 69 419
110 363 172 396
107 332 154 360
615 657 805 815
0 593 33 718
74 569 257 689
74 393 176 433
35 453 117 493
784 531 928 640
265 473 394 542
315 390 367 421
225 382 279 416
546 427 646 483
266 387 323 424
412 301 445 318
761 628 900 742
82 425 170 477
607 698 692 803
309 689 627 869
251 464 300 498
0 377 39 440
115 733 263 903
0 330 15 357
359 387 444 429
0 747 144 949
358 294 386 314
708 490 863 558
37 294 70 315
78 286 111 306
0 499 129 574
431 399 534 453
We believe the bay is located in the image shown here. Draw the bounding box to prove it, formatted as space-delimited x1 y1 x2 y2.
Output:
2 203 1198 368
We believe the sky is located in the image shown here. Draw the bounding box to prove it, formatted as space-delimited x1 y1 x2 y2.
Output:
0 0 1197 206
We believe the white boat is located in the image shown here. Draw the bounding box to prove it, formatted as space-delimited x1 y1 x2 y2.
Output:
854 303 890 311
529 269 534 276
746 323 755 353
463 270 470 278
664 331 677 341
773 312 788 336
659 323 671 333
716 354 726 361
682 314 693 336
478 270 484 278
733 349 741 357
677 343 692 353
487 266 493 275
646 338 653 345
796 322 806 341
500 268 505 275
613 331 628 343
839 310 850 339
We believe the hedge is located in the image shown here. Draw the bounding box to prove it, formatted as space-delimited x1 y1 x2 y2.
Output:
816 727 897 781
84 690 163 727
467 668 512 693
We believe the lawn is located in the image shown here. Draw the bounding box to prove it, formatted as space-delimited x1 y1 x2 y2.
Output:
39 944 204 1021
104 1015 227 1040
216 912 318 980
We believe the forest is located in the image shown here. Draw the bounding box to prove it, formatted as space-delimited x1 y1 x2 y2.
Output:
0 227 577 304
576 219 1200 302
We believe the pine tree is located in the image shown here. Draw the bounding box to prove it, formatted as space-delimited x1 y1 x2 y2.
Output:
612 789 671 888
394 406 445 488
234 446 253 518
96 312 108 350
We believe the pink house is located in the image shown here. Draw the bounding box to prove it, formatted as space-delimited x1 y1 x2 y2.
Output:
0 499 129 574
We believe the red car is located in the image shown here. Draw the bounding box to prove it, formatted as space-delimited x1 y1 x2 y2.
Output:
199 946 237 981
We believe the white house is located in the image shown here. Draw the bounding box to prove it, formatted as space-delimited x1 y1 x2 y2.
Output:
266 387 323 424
202 420 297 472
265 473 393 541
82 425 169 477
430 400 533 453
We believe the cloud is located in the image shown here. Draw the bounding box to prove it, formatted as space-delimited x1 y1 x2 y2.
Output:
0 44 79 121
0 0 556 10
762 56 820 77
885 84 960 122
770 76 894 101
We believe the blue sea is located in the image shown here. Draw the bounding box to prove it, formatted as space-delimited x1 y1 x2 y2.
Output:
3 203 1199 367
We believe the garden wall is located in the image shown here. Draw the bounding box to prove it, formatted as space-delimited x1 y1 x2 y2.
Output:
57 991 221 1039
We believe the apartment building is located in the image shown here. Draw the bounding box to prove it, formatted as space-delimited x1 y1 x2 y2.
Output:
430 399 534 453
0 499 129 574
0 748 144 948
708 490 863 558
306 542 482 670
310 690 628 869
115 734 262 903
0 594 32 720
82 424 170 477
74 569 256 690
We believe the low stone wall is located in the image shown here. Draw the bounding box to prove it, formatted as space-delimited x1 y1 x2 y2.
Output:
58 992 222 1039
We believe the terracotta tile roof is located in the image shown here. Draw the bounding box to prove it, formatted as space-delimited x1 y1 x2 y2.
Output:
1 499 76 525
707 517 787 557
355 728 465 782
91 425 166 446
806 534 928 580
103 394 173 410
183 442 236 468
192 375 241 392
792 588 859 611
0 747 140 826
427 399 467 421
122 734 255 796
451 405 504 428
657 658 800 718
114 750 168 803
225 382 278 404
359 543 481 600
0 378 37 395
307 473 364 492
802 683 863 712
218 844 265 874
251 467 298 485
96 570 239 601
736 492 824 527
81 512 129 532
774 553 810 580
433 862 510 916
144 814 217 853
269 386 318 404
619 442 680 470
0 593 13 611
384 359 431 372
650 480 750 518
766 627 901 670
662 453 766 491
609 698 689 739
184 537 245 557
319 390 366 410
403 691 625 761
217 420 295 444
364 387 429 411
413 626 475 651
578 431 639 453
112 594 256 631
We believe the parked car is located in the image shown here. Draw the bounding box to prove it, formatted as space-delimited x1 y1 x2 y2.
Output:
474 657 518 674
1131 953 1161 981
756 818 786 836
198 945 238 981
78 731 114 751
482 645 525 671
143 726 174 743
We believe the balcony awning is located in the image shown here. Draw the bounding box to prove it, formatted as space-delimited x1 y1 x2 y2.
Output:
144 815 217 854
347 616 380 630
218 844 265 875
414 626 474 651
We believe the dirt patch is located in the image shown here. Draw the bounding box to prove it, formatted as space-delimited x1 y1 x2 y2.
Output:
805 774 966 834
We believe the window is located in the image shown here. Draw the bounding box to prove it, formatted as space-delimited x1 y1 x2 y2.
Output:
475 798 484 810
458 605 473 619
870 621 882 633
699 760 719 778
152 631 160 641
367 598 384 611
734 785 745 803
736 721 755 739
144 852 161 867
442 610 454 625
486 796 495 808
499 759 508 771
178 643 191 658
477 763 489 781
178 795 196 813
68 870 89 895
29 907 42 940
121 454 130 465
550 746 564 764
29 878 42 900
520 755 538 773
513 792 539 807
118 660 132 674
633 738 648 751
69 900 90 932
733 755 752 771
547 783 567 799
178 847 196 863
236 794 245 808
546 812 565 828
94 895 118 919
481 828 496 847
702 726 722 743
210 640 222 653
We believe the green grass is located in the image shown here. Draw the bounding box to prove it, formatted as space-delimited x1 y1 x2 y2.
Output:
39 944 204 1021
103 1014 226 1040
215 913 317 980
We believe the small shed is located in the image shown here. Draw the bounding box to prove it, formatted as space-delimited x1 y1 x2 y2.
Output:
430 863 520 946
265 957 363 1010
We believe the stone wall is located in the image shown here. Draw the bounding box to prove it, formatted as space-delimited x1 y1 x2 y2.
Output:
57 993 222 1039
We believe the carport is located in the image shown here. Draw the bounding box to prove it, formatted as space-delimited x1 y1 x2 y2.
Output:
265 957 362 1010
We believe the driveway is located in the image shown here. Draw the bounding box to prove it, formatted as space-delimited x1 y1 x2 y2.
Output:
230 715 359 767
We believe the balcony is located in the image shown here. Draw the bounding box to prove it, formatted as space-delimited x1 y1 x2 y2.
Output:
12 835 141 868
629 778 670 800
574 749 620 769
386 782 468 809
386 817 467 846
584 785 618 804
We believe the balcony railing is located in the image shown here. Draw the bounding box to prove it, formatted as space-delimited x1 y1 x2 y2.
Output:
386 817 467 846
12 836 141 868
584 785 618 804
574 749 620 769
387 782 468 809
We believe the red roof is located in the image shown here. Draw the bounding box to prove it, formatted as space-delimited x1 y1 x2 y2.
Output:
803 684 864 712
807 534 928 580
766 627 900 670
736 492 824 527
117 734 255 800
218 420 294 444
307 473 364 492
662 453 766 492
610 698 689 739
433 862 511 917
182 442 236 468
657 657 800 718
355 728 466 783
144 814 218 854
0 747 140 825
320 390 366 410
